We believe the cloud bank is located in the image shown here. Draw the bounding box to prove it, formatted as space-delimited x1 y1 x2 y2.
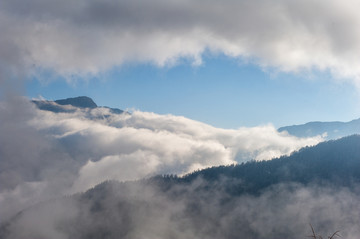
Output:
4 181 360 239
1 0 360 84
0 98 321 222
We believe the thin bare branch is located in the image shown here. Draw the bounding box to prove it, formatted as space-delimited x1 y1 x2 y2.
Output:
307 224 317 239
306 224 341 239
328 231 341 239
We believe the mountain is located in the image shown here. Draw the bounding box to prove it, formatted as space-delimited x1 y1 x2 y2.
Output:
32 96 125 115
54 96 98 108
2 135 360 239
278 118 360 139
182 134 360 193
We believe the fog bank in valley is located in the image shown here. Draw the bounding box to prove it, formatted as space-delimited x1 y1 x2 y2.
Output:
0 97 321 222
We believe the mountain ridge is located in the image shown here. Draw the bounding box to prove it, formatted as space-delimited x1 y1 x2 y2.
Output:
54 96 98 108
278 118 360 139
32 96 125 115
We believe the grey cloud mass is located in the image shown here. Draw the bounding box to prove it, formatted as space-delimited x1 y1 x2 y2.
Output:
0 98 321 222
1 0 360 83
3 181 360 239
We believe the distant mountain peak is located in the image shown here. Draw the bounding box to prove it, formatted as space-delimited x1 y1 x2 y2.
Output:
32 96 125 115
54 96 97 108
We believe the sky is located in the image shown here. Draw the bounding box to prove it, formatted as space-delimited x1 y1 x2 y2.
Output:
26 55 360 128
1 0 360 128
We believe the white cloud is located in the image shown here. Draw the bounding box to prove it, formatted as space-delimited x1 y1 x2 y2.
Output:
31 105 321 193
0 98 322 221
2 0 360 84
71 151 161 192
